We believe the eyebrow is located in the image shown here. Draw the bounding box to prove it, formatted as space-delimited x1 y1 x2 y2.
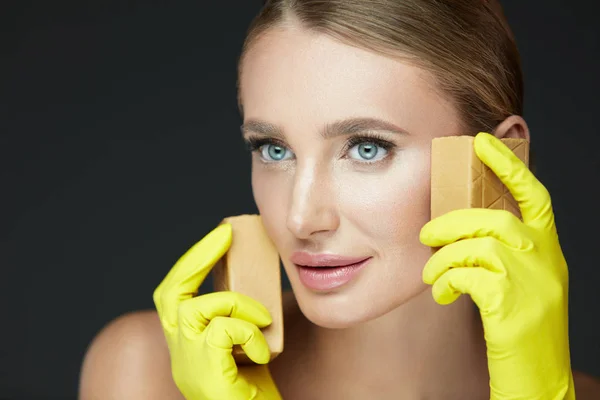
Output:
240 117 411 139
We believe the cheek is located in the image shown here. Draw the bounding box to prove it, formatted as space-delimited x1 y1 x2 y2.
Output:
251 166 291 247
251 146 433 261
339 148 431 249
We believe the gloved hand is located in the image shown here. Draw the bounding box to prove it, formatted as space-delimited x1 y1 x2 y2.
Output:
420 132 575 399
152 223 282 400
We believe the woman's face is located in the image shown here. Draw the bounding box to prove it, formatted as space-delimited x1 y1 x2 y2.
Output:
239 27 463 328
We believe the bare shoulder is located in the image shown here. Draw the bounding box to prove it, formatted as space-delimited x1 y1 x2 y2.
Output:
573 370 600 399
79 310 184 400
78 294 302 400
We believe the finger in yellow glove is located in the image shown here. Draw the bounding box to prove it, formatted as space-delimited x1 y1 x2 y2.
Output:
420 132 575 399
153 224 282 400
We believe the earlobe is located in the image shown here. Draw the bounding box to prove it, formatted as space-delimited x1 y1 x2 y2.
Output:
492 115 531 141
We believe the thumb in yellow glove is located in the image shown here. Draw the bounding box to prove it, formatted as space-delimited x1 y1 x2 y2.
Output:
420 132 575 399
152 224 282 400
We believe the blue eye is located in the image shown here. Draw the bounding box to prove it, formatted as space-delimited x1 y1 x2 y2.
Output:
244 134 395 165
348 142 388 161
344 135 395 163
244 137 294 162
260 143 292 161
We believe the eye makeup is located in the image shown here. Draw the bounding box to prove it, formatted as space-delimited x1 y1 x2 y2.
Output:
243 131 399 165
340 133 396 163
244 136 288 153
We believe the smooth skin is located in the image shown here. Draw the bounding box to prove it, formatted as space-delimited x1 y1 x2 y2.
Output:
79 25 600 399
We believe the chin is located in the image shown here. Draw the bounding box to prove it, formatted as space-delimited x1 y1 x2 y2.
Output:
288 275 430 329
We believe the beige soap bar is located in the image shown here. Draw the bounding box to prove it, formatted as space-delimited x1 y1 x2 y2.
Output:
431 136 530 219
212 214 283 364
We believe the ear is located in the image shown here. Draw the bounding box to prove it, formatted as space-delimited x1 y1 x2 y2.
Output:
492 115 531 141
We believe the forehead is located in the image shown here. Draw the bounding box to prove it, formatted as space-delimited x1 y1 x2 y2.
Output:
239 27 459 136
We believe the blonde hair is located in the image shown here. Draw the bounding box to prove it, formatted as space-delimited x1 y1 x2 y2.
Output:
237 0 523 135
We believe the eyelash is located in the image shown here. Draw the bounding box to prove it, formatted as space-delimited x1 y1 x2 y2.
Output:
243 133 396 164
343 134 395 157
244 137 286 153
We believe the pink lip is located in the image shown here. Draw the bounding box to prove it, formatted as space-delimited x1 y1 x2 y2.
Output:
290 252 370 267
290 252 371 291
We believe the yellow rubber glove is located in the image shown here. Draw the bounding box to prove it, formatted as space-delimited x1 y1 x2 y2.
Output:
420 132 575 399
152 223 283 400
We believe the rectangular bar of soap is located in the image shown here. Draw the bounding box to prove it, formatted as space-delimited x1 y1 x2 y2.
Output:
212 214 283 364
430 136 530 219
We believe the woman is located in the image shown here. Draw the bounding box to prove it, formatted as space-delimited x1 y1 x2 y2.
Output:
79 0 600 398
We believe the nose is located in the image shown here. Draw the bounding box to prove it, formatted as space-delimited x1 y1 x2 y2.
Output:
286 164 339 239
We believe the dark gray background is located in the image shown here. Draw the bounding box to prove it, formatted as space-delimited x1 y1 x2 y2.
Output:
2 1 599 399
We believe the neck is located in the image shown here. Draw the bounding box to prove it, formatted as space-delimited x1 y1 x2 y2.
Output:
302 289 490 398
